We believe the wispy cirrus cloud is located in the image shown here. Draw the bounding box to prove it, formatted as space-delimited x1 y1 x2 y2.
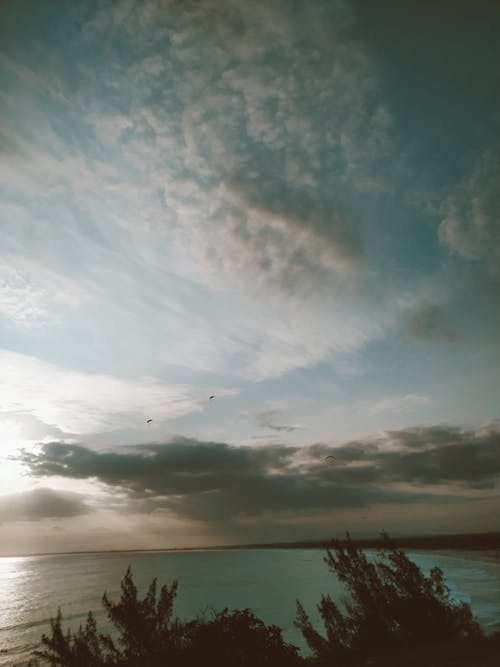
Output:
356 394 430 417
0 262 51 327
3 0 390 291
1 0 430 390
0 256 86 328
0 34 386 385
439 148 500 275
0 349 204 434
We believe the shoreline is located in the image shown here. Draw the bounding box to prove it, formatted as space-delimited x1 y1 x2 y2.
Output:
2 531 500 560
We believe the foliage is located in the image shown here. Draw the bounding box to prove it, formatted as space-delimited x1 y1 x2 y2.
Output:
30 609 107 667
183 606 302 666
31 566 301 667
30 537 488 667
295 532 482 665
99 567 184 665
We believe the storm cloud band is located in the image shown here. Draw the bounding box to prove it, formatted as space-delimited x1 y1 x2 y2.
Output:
16 424 500 523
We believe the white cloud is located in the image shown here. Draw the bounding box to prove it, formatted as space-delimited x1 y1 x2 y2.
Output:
0 1 402 385
0 263 49 327
0 349 203 434
357 394 430 416
0 257 85 328
58 0 392 295
439 149 500 274
171 182 361 299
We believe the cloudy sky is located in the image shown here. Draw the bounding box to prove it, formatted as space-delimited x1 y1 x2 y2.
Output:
1 0 499 556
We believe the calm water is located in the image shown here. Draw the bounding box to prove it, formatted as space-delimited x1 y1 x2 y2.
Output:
1 548 499 666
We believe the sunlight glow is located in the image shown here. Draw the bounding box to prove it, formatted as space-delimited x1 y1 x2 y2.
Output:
0 419 34 493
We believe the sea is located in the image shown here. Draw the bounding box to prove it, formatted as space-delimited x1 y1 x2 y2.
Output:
1 548 499 666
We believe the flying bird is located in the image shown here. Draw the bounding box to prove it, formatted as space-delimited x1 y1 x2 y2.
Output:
146 419 153 424
209 395 215 400
325 455 337 462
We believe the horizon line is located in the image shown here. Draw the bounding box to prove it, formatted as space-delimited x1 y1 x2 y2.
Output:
2 529 500 559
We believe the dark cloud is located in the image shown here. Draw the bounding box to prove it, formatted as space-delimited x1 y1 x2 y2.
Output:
20 439 296 497
227 180 364 283
306 441 379 463
18 425 500 525
404 302 455 342
160 480 415 523
0 487 88 522
381 431 500 487
383 426 465 450
256 408 301 432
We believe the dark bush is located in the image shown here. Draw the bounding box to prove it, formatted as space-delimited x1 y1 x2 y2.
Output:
295 532 481 665
31 566 301 667
31 536 490 667
183 606 302 666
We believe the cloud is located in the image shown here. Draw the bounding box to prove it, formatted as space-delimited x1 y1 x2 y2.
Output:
0 260 52 327
357 394 430 416
152 0 390 300
382 425 466 450
439 149 500 275
404 302 455 343
4 0 388 303
0 487 88 522
172 182 363 300
0 0 405 384
381 426 500 488
0 348 203 434
0 252 87 329
255 407 302 432
19 437 423 523
18 423 499 525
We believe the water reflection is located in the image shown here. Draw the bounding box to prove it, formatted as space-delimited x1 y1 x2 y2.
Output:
1 549 499 666
0 556 29 630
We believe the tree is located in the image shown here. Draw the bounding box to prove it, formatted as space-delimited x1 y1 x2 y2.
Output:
32 567 184 667
31 609 106 667
183 607 302 667
32 567 302 667
100 566 184 666
295 532 481 665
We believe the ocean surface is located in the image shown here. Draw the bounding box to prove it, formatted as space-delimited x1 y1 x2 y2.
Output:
1 548 499 666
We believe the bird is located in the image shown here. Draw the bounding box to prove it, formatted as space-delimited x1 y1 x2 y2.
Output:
146 419 153 424
209 395 215 400
325 455 337 462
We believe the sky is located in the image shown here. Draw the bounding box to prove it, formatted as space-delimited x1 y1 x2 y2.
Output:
0 0 499 556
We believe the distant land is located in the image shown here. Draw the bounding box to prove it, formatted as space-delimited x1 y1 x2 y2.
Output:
231 531 500 552
198 531 500 553
6 531 500 559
